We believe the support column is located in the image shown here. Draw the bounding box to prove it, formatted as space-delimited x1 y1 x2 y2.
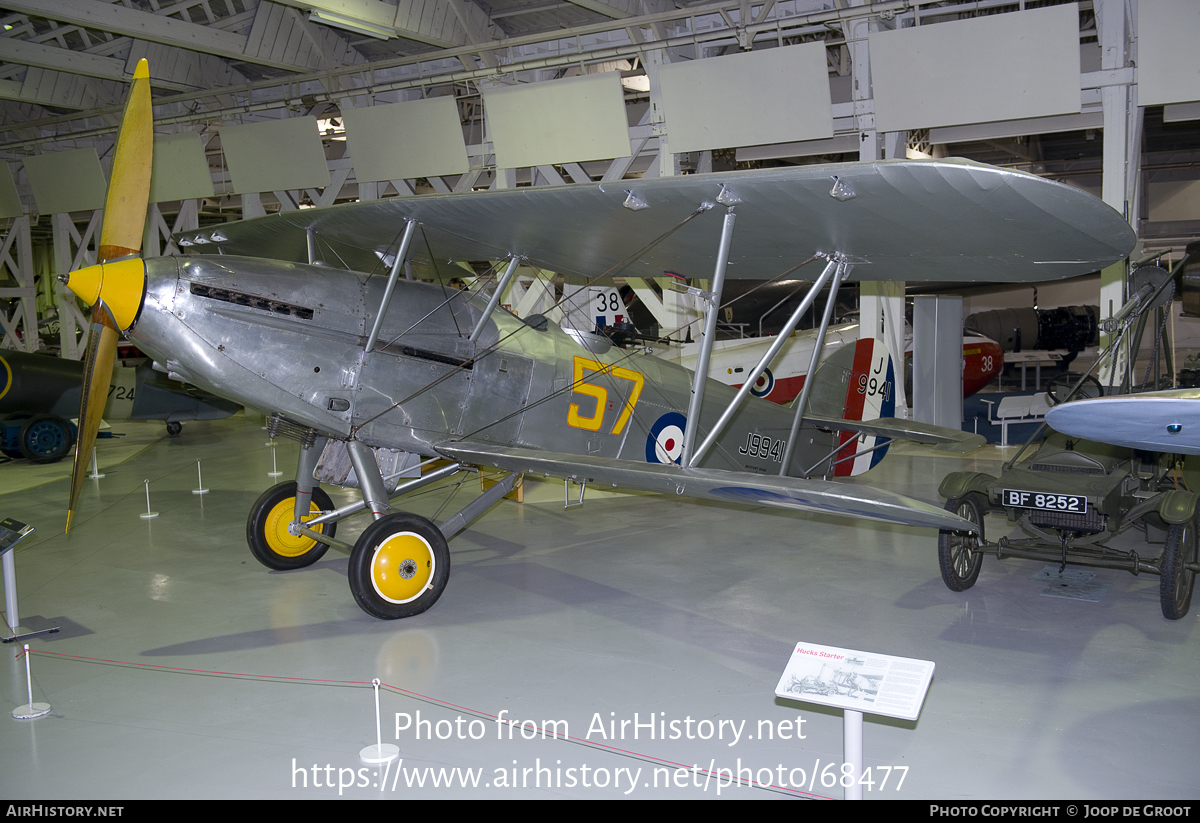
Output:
626 277 705 345
0 216 37 352
1096 0 1137 386
242 193 266 219
912 295 963 429
51 211 101 360
643 49 678 178
143 200 199 258
511 267 560 321
849 2 880 162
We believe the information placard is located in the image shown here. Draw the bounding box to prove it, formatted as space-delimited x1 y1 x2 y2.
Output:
774 642 933 722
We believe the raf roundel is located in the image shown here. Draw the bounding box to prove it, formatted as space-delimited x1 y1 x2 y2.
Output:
646 412 688 465
750 367 775 398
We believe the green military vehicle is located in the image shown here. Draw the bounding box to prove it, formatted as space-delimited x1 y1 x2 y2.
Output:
936 432 1199 620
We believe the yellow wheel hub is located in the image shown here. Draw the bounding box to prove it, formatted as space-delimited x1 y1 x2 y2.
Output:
371 533 434 604
264 497 323 558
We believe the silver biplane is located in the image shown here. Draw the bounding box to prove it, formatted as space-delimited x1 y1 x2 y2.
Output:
61 62 1136 619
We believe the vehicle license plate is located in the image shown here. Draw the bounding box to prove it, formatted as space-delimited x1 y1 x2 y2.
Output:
1002 489 1086 512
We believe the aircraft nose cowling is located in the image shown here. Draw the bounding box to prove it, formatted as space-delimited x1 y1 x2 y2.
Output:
62 256 147 331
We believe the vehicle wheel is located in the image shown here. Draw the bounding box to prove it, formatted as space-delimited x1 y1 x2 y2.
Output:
18 414 74 463
165 421 183 437
1160 518 1198 620
349 512 450 620
246 481 336 570
938 493 985 592
1045 373 1103 405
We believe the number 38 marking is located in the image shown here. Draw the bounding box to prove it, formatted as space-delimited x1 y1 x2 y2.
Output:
567 356 645 435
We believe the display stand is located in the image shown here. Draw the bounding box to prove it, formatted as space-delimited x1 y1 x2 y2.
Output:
12 644 50 719
192 460 209 495
140 480 159 519
360 679 399 765
775 642 934 800
0 518 58 644
88 447 104 480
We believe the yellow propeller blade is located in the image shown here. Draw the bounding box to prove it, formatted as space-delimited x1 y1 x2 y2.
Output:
99 58 151 264
66 307 119 532
67 58 152 532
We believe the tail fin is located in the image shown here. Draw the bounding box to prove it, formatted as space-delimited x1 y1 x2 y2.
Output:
804 338 896 476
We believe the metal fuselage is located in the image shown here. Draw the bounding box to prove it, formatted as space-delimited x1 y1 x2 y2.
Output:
130 255 868 477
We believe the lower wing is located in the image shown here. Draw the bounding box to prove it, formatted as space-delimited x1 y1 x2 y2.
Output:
438 442 976 532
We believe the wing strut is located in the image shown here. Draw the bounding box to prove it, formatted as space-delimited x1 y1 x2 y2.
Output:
687 256 839 467
779 256 852 475
364 218 418 353
469 255 522 343
680 210 737 467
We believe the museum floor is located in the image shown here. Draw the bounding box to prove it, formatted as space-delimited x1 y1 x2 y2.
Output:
1 415 1197 800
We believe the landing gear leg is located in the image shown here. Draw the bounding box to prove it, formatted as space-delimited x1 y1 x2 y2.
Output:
294 436 327 523
347 440 391 521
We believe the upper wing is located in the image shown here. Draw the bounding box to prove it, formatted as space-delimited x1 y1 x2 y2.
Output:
176 159 1133 283
1045 389 1200 454
438 441 976 533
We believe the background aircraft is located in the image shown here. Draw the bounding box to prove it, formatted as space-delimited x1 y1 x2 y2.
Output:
0 348 238 462
668 322 1003 404
57 61 1135 619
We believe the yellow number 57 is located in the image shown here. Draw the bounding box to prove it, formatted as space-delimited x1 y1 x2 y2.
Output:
567 356 645 435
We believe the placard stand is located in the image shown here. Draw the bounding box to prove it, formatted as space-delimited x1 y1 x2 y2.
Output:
0 517 58 644
775 642 934 800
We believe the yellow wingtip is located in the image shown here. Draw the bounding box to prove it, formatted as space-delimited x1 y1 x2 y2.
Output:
65 510 73 533
133 59 148 80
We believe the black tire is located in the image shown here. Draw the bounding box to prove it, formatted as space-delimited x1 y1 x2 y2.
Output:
246 481 336 570
165 421 183 437
349 512 450 620
1160 518 1197 620
938 493 985 592
18 414 74 463
1045 373 1103 405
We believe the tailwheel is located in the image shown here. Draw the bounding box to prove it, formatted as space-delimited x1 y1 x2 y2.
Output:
349 513 449 620
246 481 336 570
1160 518 1198 620
938 493 985 592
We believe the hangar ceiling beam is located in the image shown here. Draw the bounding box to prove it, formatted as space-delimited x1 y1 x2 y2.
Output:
0 38 128 84
0 11 253 92
0 67 121 111
268 0 497 49
0 40 244 97
2 0 327 74
561 0 673 21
